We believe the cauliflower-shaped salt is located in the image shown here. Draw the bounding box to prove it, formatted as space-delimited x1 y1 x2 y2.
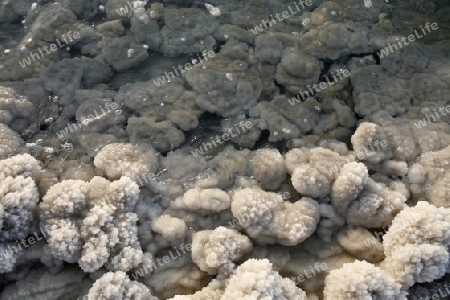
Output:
345 178 407 228
94 143 159 184
0 242 23 273
284 148 310 175
191 227 252 275
221 258 307 300
382 201 450 258
351 122 392 164
379 202 450 289
151 215 187 242
291 147 352 199
331 162 369 214
324 260 404 300
171 188 231 212
0 154 41 242
40 176 143 272
246 148 286 190
167 279 224 300
291 163 334 200
231 188 320 246
87 271 158 300
381 244 449 288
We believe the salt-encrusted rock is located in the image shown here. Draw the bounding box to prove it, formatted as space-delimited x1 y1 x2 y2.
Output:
344 178 407 228
160 7 219 56
88 271 158 299
382 201 450 258
0 267 93 300
59 0 98 20
300 20 371 60
231 188 320 246
284 148 311 175
337 227 384 263
94 143 159 183
131 16 160 52
30 3 77 42
381 244 448 288
351 122 392 164
81 56 114 86
408 144 450 206
167 279 224 300
0 0 31 24
255 35 283 65
207 146 251 189
275 49 321 94
381 45 431 80
378 201 450 289
352 66 411 117
259 95 326 139
331 162 369 211
161 148 209 182
214 24 255 45
324 260 404 300
151 215 187 242
192 227 252 275
171 188 230 212
126 117 185 153
220 119 261 148
0 154 41 242
40 58 84 103
0 83 48 135
0 52 45 81
291 147 352 199
102 36 149 72
115 79 202 132
246 148 286 190
74 98 125 134
184 48 262 118
221 259 307 299
0 123 24 160
40 176 143 273
427 173 450 208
